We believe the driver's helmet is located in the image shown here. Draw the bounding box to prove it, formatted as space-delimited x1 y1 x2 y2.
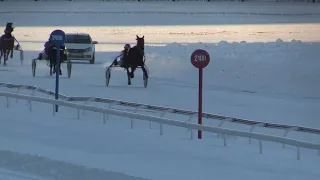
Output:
124 44 131 50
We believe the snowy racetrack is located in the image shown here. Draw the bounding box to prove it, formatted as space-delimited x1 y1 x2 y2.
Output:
0 1 320 180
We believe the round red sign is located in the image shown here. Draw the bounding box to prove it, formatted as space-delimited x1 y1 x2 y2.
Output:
190 49 210 69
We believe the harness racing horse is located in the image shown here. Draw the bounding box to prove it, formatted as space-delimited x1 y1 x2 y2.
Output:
124 35 148 85
0 34 19 66
47 44 66 75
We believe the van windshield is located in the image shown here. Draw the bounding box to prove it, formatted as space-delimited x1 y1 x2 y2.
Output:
65 35 91 44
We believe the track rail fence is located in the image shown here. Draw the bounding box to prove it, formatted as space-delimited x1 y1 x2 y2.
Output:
1 82 319 142
0 91 319 160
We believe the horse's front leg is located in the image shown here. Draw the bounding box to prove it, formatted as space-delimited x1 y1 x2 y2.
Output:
49 60 53 75
126 67 131 85
3 51 8 65
10 49 13 59
57 61 62 75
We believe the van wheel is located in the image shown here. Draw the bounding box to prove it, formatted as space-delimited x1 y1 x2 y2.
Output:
90 53 95 64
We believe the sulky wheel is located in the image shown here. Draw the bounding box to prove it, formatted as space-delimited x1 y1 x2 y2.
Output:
31 59 36 77
19 46 24 66
67 60 72 78
143 64 149 88
105 66 111 86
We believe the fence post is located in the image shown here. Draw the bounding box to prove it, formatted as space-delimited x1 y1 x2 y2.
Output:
28 101 32 112
297 147 300 160
187 113 196 138
5 97 9 108
151 111 166 129
131 119 134 129
130 106 141 129
283 127 298 148
102 113 106 124
249 123 264 144
82 100 89 115
82 98 96 115
105 101 120 121
15 88 20 103
217 118 233 138
77 109 80 119
52 104 55 116
216 121 225 138
160 123 163 136
31 89 35 96
190 128 194 140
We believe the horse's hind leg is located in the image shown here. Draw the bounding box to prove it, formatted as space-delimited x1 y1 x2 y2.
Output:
126 68 131 85
131 66 137 79
52 60 56 74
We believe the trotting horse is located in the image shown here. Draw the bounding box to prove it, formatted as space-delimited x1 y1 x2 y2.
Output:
0 34 18 66
124 35 148 85
47 44 66 75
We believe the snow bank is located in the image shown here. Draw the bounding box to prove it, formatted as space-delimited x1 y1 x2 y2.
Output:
0 150 148 180
145 39 320 98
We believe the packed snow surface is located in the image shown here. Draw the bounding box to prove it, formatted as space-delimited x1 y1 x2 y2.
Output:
0 1 319 180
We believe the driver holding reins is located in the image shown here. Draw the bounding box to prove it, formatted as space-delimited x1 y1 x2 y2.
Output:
112 43 131 67
1 23 16 50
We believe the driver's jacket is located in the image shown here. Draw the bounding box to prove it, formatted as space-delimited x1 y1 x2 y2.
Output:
115 49 129 62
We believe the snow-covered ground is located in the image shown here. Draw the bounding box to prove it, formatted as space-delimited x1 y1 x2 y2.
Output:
0 100 319 180
0 1 320 180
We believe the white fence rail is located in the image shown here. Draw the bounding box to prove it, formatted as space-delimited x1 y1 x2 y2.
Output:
0 82 319 139
1 91 319 160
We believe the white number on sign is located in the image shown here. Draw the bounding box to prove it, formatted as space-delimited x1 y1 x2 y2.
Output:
51 35 63 41
194 55 206 62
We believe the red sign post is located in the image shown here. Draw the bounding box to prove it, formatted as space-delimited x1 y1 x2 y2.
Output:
190 49 210 139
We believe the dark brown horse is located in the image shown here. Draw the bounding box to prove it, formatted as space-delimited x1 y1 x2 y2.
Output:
0 34 16 65
124 35 148 85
